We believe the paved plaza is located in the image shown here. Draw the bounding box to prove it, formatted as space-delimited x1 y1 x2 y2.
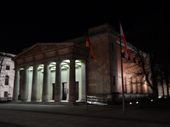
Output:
0 102 170 127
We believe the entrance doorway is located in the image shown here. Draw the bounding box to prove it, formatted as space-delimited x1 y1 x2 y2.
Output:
52 83 55 100
62 82 67 100
76 82 79 100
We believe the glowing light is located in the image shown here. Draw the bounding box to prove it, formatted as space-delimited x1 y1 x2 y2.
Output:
151 99 153 102
38 66 44 69
61 67 67 69
61 63 67 65
49 64 55 67
63 60 70 63
136 101 138 104
28 66 33 71
129 102 132 105
75 60 81 63
76 63 81 66
63 65 69 67
51 62 56 65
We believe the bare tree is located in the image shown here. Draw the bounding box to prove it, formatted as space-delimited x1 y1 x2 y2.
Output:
123 45 158 100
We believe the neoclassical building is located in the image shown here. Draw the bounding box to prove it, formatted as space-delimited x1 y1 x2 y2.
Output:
13 24 151 104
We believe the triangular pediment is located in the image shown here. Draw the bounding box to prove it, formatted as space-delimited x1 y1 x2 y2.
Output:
15 43 74 59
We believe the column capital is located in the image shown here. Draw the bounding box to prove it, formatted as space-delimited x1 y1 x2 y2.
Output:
14 67 20 71
32 64 39 68
22 66 30 70
69 58 76 61
56 59 62 63
42 62 51 66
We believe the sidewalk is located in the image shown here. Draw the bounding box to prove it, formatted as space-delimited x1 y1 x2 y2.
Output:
0 102 170 125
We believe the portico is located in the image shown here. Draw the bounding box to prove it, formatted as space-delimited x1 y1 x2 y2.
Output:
13 43 87 104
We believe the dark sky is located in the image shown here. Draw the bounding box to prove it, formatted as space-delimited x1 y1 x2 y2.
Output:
0 0 169 56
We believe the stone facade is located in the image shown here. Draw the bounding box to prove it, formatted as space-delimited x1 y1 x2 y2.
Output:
84 24 150 102
13 24 151 104
0 52 15 98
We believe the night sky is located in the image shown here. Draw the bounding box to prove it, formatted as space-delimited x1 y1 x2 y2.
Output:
0 0 169 58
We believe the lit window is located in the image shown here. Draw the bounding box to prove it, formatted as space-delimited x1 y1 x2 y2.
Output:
5 76 9 85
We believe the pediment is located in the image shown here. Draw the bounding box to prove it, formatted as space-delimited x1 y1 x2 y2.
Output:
15 43 74 59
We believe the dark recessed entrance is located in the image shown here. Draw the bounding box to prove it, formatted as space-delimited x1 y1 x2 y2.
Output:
62 82 67 100
52 83 55 100
76 81 79 100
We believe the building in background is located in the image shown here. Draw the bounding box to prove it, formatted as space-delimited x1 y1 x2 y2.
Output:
0 52 16 99
12 24 152 104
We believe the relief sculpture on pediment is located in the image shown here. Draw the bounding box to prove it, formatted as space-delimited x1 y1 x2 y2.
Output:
19 45 60 59
40 45 58 51
16 43 74 59
68 47 77 53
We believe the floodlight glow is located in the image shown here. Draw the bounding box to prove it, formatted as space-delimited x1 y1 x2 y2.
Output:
75 60 81 63
136 101 138 104
38 66 44 69
49 64 55 67
28 66 33 71
151 99 153 102
51 62 56 65
129 102 132 105
76 63 81 65
63 60 70 63
61 63 67 65
63 65 69 67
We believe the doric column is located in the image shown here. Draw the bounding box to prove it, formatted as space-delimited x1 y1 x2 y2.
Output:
21 66 29 102
13 68 20 101
55 61 61 102
42 62 50 102
69 59 76 103
31 64 39 102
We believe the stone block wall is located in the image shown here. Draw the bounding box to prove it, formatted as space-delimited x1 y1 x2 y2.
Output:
87 32 111 96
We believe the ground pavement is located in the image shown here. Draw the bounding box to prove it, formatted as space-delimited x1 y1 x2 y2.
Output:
0 101 170 127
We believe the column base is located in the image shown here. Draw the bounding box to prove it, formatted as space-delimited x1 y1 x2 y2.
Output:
42 100 50 102
21 99 30 102
31 100 39 102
